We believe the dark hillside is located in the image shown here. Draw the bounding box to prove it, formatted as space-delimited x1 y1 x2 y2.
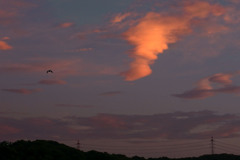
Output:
0 140 239 160
0 140 86 160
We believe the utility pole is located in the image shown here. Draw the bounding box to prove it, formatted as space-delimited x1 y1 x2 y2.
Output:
76 140 80 150
211 136 214 155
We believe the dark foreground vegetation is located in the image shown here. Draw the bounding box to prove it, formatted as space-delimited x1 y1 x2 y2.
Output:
0 140 239 160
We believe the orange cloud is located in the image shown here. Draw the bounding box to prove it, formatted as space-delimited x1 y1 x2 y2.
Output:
184 1 225 18
121 1 225 81
0 40 12 50
121 12 190 81
1 37 10 40
58 22 74 28
208 73 233 85
173 72 240 99
111 12 131 24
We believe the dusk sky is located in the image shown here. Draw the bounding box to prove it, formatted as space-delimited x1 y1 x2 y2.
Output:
1 0 240 158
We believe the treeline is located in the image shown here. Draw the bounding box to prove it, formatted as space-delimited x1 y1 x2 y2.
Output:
0 140 239 160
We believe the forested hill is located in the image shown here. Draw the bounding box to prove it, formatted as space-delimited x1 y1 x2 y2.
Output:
0 140 239 160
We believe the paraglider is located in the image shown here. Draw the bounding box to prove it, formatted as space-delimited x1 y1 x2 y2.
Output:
46 70 53 73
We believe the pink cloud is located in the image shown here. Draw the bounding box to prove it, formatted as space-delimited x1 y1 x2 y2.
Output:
65 48 93 53
59 111 240 139
0 124 20 135
56 104 95 108
1 37 10 40
0 1 36 25
0 58 118 77
0 0 36 8
1 111 240 142
120 1 225 81
219 126 240 137
0 40 12 50
99 91 123 96
183 1 225 18
29 118 54 126
230 0 240 4
173 89 214 99
58 22 74 28
0 10 17 18
203 24 229 35
2 88 41 94
38 79 66 85
223 3 240 24
215 85 240 94
2 111 240 158
173 72 240 99
71 28 107 40
91 114 126 129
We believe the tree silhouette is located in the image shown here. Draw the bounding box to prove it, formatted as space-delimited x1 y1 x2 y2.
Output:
0 140 239 160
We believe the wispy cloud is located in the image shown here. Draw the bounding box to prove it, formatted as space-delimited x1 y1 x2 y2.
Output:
0 58 118 77
0 124 20 135
2 88 41 94
38 79 66 85
1 111 240 140
66 111 240 139
65 48 93 53
111 12 132 24
71 28 107 40
56 104 95 108
57 22 74 28
0 58 80 77
0 0 37 8
99 91 123 96
1 37 10 40
0 0 36 25
0 116 73 140
173 72 240 99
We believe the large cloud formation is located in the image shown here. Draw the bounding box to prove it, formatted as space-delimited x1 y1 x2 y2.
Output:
121 1 225 81
1 111 240 140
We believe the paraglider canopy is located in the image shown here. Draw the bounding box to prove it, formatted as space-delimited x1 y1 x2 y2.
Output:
46 70 53 73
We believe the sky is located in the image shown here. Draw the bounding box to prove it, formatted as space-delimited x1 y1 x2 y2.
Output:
1 0 240 158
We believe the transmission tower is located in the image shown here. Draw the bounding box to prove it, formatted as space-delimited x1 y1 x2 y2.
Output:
211 136 214 155
76 140 80 150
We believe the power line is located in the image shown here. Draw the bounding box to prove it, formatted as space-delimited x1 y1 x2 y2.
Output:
81 140 208 149
64 138 240 158
215 139 240 148
215 145 237 154
81 142 209 151
215 143 239 153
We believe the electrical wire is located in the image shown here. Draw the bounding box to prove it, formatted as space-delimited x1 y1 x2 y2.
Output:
60 138 240 157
